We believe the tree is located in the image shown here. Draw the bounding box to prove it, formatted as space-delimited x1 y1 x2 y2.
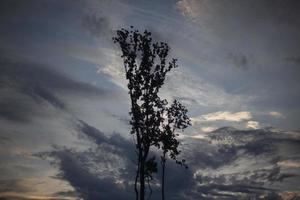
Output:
113 27 190 200
160 100 190 200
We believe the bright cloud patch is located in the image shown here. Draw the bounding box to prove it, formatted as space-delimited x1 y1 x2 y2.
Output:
246 121 260 129
201 126 217 132
176 0 199 19
192 111 252 124
269 111 285 118
96 50 127 89
190 134 206 139
202 111 252 122
277 160 300 168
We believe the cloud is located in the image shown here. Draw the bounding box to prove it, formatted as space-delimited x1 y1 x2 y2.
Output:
203 111 252 122
50 148 133 200
201 126 217 133
246 121 261 129
0 54 120 199
187 183 281 200
192 111 252 124
176 0 300 32
77 120 135 158
0 55 107 95
189 127 300 198
0 55 109 122
161 70 245 107
0 1 299 198
176 0 200 20
41 119 137 199
189 134 206 140
0 179 32 194
278 160 300 168
269 111 285 118
279 192 300 200
102 41 250 109
96 55 127 89
0 93 37 122
76 119 194 200
46 119 194 199
42 119 300 199
0 177 74 200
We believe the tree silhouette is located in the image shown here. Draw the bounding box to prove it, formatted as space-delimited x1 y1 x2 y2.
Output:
113 27 190 200
160 100 190 200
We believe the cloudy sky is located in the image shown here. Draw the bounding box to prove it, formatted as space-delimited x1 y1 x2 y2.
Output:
0 0 300 199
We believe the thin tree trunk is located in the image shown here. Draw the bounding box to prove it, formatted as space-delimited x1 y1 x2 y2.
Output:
135 156 139 200
161 152 166 200
140 156 145 200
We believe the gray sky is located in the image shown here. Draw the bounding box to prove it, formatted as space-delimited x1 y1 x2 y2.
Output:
0 0 300 199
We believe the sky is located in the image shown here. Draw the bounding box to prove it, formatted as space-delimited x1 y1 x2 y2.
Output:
0 0 300 199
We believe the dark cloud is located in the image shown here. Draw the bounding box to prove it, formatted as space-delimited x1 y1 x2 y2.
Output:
209 127 300 156
0 94 38 122
0 87 64 122
45 120 193 199
159 161 194 200
182 139 238 169
46 119 136 200
189 183 280 200
46 120 300 199
50 148 134 200
77 120 196 199
178 127 300 199
0 56 106 95
0 55 109 122
190 164 298 200
77 120 135 158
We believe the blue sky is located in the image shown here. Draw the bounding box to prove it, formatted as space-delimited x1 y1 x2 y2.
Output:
0 0 300 199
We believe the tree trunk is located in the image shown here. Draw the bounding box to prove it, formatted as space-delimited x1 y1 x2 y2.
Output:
140 156 145 200
135 159 139 200
161 152 166 200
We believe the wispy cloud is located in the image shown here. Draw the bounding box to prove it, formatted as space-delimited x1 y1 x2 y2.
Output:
192 111 252 125
99 56 249 112
0 55 109 122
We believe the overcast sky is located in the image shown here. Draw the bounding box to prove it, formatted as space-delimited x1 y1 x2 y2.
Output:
0 0 300 199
